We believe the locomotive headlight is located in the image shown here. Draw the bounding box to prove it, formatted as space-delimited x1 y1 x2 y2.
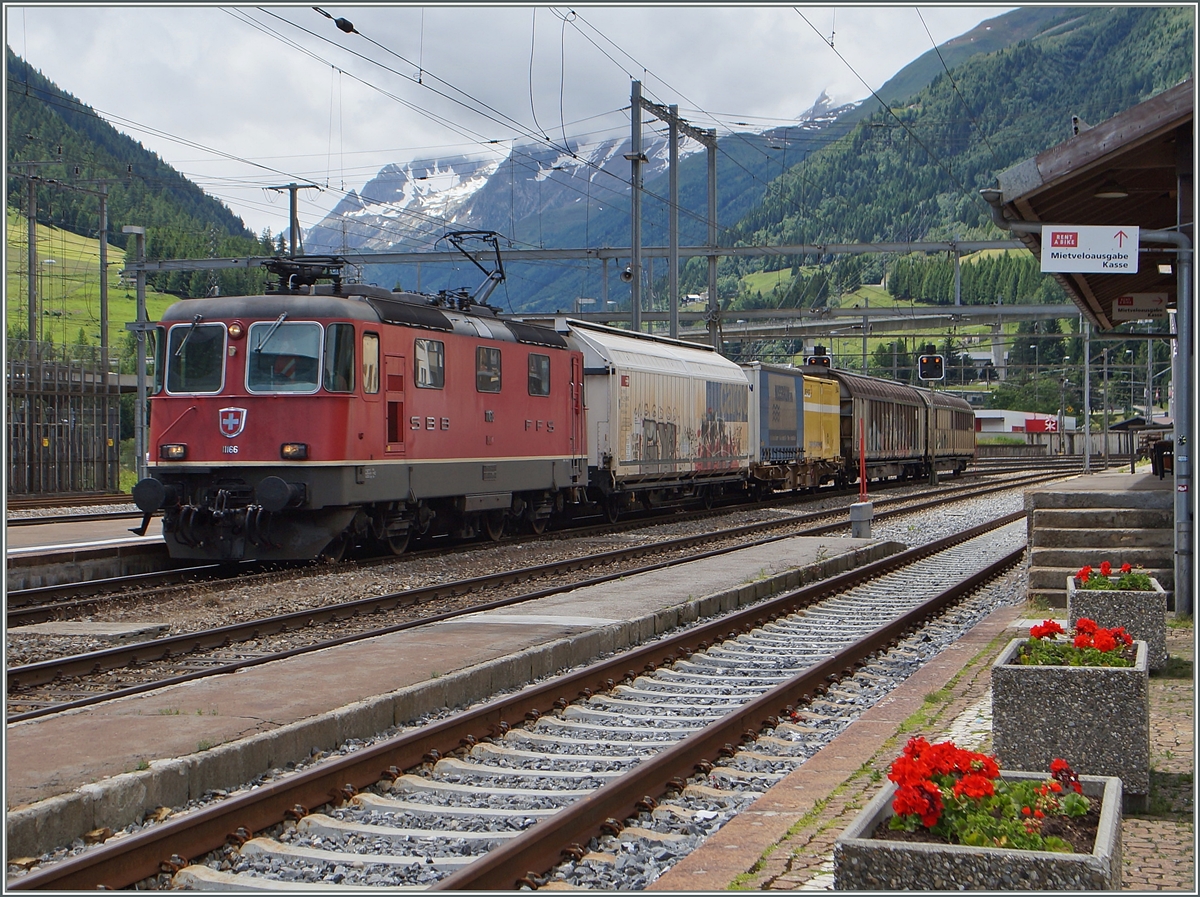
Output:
280 442 309 460
160 443 187 460
228 321 245 340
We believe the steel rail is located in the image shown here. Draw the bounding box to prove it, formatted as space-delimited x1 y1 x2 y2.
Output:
7 510 1023 890
6 494 132 511
6 468 1050 624
5 510 149 527
7 478 1029 706
6 479 1036 717
433 543 1027 890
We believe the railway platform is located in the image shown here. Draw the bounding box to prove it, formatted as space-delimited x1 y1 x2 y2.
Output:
649 606 1194 892
6 532 897 859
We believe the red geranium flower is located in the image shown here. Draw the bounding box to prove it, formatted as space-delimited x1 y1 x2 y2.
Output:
1121 562 1132 574
1076 565 1092 583
1093 629 1117 652
892 780 943 827
1030 619 1064 640
1099 561 1112 577
1075 618 1098 635
1074 633 1093 649
888 754 932 786
953 773 996 800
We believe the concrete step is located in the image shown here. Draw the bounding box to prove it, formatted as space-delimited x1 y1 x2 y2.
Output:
1025 484 1173 512
1026 586 1069 609
1032 508 1171 530
1029 527 1175 549
1030 508 1174 529
1029 547 1172 570
1027 565 1174 591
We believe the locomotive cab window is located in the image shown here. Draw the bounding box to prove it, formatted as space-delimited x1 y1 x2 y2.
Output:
165 322 226 394
476 346 502 393
362 332 380 394
528 353 551 396
323 323 355 392
246 320 321 393
414 339 445 388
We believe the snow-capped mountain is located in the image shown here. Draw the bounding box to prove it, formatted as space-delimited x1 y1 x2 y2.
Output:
300 93 857 306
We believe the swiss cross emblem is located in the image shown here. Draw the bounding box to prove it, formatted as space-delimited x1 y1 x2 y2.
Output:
219 407 247 438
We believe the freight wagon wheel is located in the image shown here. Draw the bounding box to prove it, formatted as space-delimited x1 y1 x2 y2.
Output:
484 510 506 542
603 494 622 524
527 512 548 536
701 486 715 510
386 530 410 556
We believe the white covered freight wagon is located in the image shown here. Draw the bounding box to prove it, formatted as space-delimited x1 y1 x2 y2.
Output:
551 320 751 520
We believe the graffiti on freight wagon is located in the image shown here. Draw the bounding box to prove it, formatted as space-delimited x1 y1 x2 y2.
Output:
623 379 747 473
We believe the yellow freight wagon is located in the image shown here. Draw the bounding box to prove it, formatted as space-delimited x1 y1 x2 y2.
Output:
803 374 841 462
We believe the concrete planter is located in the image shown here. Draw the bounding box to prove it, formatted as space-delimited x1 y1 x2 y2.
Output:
834 772 1123 890
1067 575 1168 670
992 638 1149 801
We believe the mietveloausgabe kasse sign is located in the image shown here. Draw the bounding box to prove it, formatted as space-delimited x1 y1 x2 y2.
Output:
1040 225 1140 274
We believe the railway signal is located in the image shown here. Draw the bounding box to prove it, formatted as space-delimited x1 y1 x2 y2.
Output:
918 353 945 381
806 345 832 368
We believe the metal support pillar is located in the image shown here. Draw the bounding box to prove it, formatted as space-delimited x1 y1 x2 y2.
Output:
27 174 38 354
1083 322 1091 472
953 245 962 306
123 226 148 482
1141 230 1192 620
668 105 679 340
706 130 719 349
98 185 109 382
267 183 319 258
627 81 644 332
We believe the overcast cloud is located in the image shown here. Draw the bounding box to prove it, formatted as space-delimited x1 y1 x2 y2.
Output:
7 4 1016 237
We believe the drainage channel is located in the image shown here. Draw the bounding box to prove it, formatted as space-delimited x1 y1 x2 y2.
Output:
8 511 1025 891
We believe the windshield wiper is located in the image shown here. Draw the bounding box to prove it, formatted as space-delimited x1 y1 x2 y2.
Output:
254 312 288 353
173 314 204 357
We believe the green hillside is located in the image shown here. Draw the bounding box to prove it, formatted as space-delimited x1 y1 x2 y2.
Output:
6 47 275 315
6 207 179 356
731 6 1193 261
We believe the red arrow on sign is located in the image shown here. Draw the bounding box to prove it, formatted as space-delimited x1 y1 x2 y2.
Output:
1115 229 1130 247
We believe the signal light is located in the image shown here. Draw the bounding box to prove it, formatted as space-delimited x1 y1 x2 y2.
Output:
806 355 831 367
918 354 945 381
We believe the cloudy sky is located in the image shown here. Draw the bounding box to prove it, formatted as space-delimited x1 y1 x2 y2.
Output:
7 3 1015 237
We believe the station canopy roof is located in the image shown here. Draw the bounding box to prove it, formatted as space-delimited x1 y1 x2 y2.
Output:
990 79 1193 331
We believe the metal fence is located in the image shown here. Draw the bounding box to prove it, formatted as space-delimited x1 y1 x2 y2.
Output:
6 340 122 496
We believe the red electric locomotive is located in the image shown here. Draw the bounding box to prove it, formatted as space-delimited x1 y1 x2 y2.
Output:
133 252 586 561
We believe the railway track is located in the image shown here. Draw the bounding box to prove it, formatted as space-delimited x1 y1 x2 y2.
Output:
6 493 133 511
7 467 1058 620
7 510 1027 891
6 474 1048 721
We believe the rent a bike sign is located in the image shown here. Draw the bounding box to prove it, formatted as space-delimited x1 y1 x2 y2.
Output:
1040 225 1139 273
